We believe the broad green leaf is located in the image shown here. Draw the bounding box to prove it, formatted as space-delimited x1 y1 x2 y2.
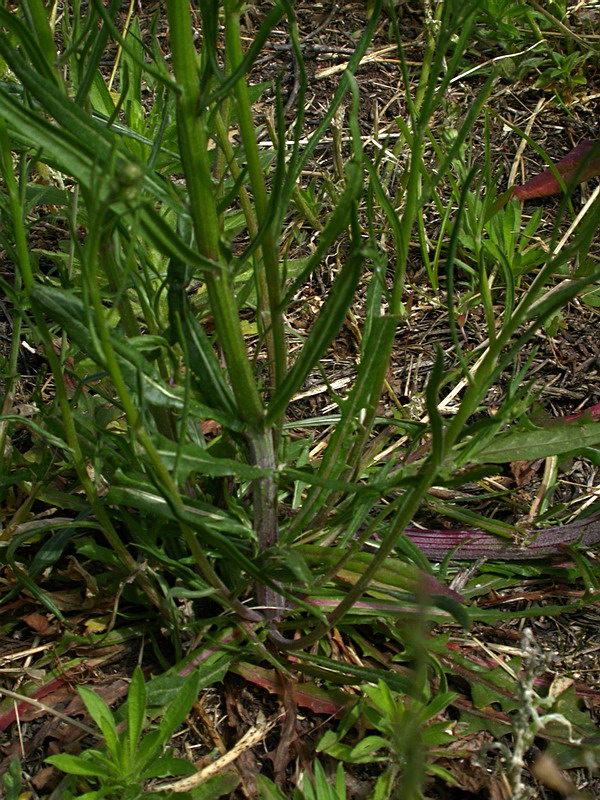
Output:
145 653 231 709
420 691 458 722
188 772 241 799
78 687 119 758
25 183 71 207
421 720 455 746
363 680 396 718
348 735 389 761
545 686 600 768
1 757 22 800
334 762 346 800
140 755 196 778
90 69 116 117
372 768 397 800
154 435 271 481
468 421 600 464
256 775 288 800
45 753 112 779
131 729 163 772
312 760 338 798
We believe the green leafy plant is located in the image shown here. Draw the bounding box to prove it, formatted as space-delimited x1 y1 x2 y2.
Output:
317 680 458 798
1 758 23 800
535 49 588 96
474 0 544 51
1 0 600 796
257 762 347 800
46 667 207 798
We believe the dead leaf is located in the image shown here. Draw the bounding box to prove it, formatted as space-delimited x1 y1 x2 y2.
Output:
22 612 58 637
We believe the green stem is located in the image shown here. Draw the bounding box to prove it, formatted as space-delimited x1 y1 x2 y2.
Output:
224 1 287 389
0 136 27 458
270 463 440 651
214 111 258 239
166 0 284 616
247 430 281 619
0 122 33 293
166 0 264 428
413 0 443 115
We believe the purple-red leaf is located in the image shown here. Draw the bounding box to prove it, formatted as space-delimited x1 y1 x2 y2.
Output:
404 512 600 561
231 662 350 717
512 139 600 201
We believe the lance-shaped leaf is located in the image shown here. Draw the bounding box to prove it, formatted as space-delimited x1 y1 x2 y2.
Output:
153 435 271 482
298 545 463 601
403 511 600 561
467 419 600 464
167 261 237 417
512 139 600 201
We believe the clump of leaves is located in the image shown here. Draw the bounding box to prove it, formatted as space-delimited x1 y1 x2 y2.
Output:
1 0 600 796
46 668 201 797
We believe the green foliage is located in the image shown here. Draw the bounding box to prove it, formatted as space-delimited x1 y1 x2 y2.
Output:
475 0 540 50
46 668 211 799
472 0 598 92
1 758 23 800
317 681 458 797
0 0 599 795
258 762 347 800
535 49 588 96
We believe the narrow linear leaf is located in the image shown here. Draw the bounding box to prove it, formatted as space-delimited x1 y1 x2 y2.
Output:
78 686 118 755
127 667 146 757
32 286 239 427
0 86 95 186
295 652 420 699
281 160 365 303
156 669 201 748
266 241 365 425
167 262 237 414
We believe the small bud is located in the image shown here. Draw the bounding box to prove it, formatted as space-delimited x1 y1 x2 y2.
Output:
111 161 144 202
119 161 144 187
